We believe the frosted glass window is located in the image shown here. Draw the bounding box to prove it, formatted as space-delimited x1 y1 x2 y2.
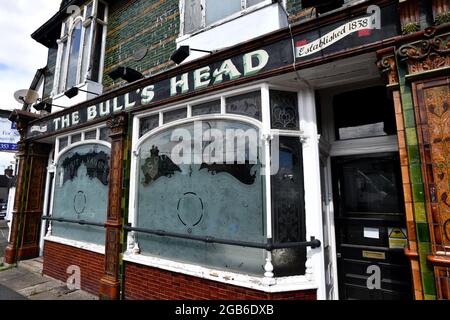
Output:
247 0 265 7
71 133 82 143
59 137 68 150
140 115 160 137
137 120 265 275
206 0 241 26
52 144 110 245
85 130 97 140
226 91 262 121
99 127 111 142
184 0 202 34
163 108 187 124
192 100 221 116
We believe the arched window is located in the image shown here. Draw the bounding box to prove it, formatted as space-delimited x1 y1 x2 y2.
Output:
135 119 266 275
55 0 108 94
50 142 110 245
128 87 310 281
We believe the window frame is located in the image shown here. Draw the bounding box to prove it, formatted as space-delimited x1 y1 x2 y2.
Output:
180 0 277 37
53 0 108 96
126 83 316 291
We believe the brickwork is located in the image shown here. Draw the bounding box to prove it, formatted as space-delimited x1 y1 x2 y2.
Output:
43 241 104 296
102 0 179 91
124 262 317 300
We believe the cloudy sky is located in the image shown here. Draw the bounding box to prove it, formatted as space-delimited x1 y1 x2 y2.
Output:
0 1 59 172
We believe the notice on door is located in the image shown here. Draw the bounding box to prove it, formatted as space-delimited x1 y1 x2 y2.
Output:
388 227 408 249
363 227 380 239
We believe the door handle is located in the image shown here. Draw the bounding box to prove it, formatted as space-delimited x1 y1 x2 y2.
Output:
336 252 342 258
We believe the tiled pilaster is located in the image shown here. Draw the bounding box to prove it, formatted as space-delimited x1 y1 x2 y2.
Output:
396 61 437 300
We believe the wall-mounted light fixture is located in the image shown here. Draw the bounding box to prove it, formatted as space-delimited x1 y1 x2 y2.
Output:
108 66 144 83
170 46 215 65
64 87 100 99
33 100 66 113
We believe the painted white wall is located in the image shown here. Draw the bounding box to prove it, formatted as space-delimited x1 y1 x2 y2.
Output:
177 3 288 63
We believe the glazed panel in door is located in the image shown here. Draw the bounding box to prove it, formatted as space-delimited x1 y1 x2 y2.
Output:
332 153 413 300
321 156 336 300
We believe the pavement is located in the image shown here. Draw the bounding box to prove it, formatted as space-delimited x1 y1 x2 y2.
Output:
0 219 8 260
0 220 97 300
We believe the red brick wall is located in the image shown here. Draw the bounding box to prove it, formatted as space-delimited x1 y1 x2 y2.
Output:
43 241 104 296
124 262 317 300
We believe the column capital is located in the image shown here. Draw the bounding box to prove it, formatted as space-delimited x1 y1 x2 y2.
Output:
107 112 128 138
9 109 40 139
376 47 399 88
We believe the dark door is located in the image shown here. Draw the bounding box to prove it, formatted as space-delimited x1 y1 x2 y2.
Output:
332 152 413 300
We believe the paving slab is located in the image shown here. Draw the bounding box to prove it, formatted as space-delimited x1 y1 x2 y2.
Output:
0 284 27 300
0 258 98 300
0 271 50 291
17 278 63 297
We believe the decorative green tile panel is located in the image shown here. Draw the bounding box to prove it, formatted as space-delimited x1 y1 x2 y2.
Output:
413 202 427 222
405 128 419 146
396 59 436 298
411 183 425 202
416 222 430 242
407 145 421 164
410 164 423 184
418 242 431 254
422 272 436 295
403 109 416 129
400 92 413 110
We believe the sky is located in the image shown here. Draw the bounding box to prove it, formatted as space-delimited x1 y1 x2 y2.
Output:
0 1 60 173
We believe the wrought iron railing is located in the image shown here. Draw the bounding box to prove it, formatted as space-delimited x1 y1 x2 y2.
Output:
41 217 321 250
123 224 321 251
42 216 105 228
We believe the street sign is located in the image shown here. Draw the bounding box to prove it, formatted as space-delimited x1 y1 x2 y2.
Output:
0 117 19 152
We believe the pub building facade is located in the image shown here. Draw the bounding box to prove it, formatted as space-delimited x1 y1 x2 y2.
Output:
4 0 450 300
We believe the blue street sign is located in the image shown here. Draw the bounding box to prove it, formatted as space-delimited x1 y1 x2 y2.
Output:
0 143 17 151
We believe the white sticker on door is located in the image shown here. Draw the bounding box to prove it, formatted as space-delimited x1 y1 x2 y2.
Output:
363 227 380 239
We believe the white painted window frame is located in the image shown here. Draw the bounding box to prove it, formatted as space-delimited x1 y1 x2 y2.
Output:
179 0 280 37
42 124 111 254
53 0 108 97
126 82 323 294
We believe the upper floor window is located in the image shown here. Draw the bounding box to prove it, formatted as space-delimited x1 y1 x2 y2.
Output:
55 0 107 95
302 0 344 15
183 0 268 35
